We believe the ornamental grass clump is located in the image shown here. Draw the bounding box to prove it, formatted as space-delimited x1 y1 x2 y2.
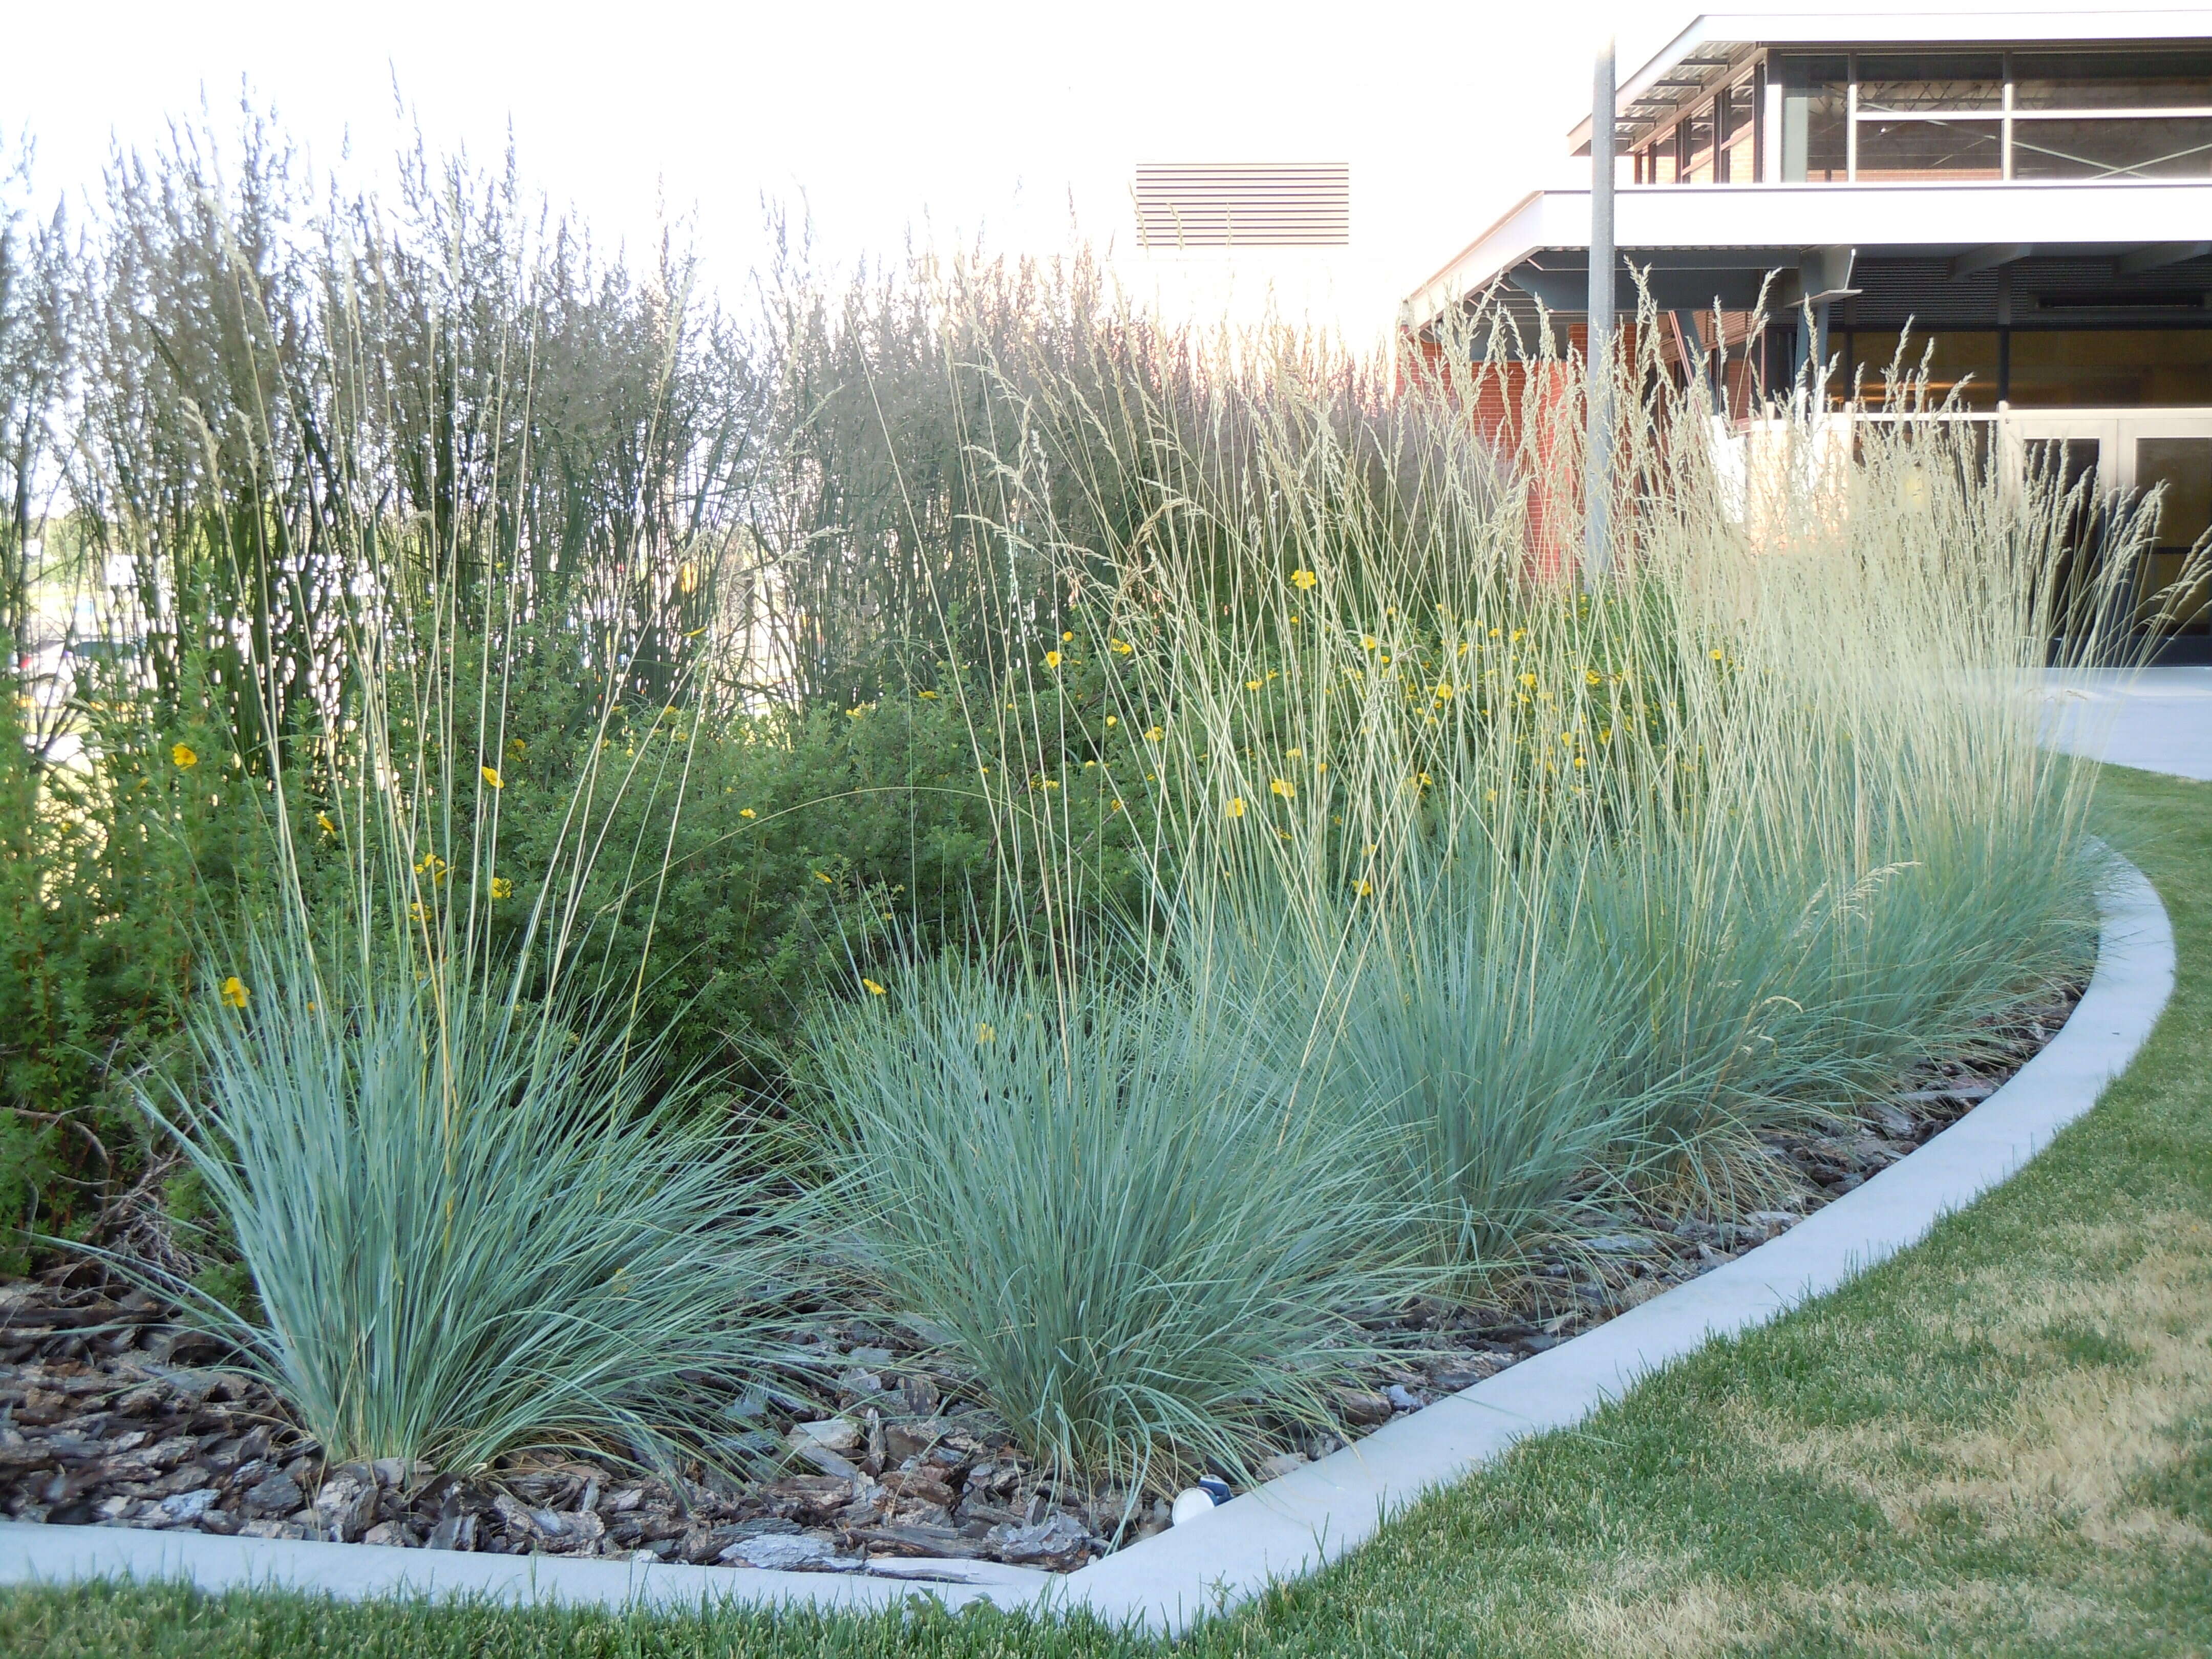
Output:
150 932 794 1477
808 954 1428 1496
75 172 810 1474
944 291 2145 1288
131 575 805 1477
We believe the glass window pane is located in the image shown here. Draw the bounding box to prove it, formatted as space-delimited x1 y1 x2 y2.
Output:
2009 331 2212 407
2011 117 2212 180
1855 118 2004 180
1844 330 2000 410
1777 55 1848 182
2138 438 2212 548
1682 109 1715 182
1855 53 2006 113
1717 80 1756 183
2136 438 2212 634
2013 51 2212 112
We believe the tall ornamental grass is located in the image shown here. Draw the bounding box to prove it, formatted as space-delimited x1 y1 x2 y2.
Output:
137 559 804 1475
90 180 806 1472
870 296 2145 1313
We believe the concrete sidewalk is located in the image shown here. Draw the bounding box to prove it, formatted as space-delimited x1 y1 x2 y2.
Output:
2045 668 2212 782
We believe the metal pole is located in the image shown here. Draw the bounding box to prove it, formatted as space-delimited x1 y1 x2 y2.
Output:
1585 35 1617 582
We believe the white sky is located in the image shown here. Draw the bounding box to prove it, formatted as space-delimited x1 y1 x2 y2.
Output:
2 1 2072 349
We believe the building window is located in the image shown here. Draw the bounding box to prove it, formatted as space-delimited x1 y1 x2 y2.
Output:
1775 55 1849 181
2012 117 2212 179
2009 330 2212 407
1757 47 2212 184
1854 53 2006 113
1842 329 2002 409
1717 81 1757 182
2011 51 2212 110
2136 436 2212 634
1856 118 2004 179
1681 104 1716 182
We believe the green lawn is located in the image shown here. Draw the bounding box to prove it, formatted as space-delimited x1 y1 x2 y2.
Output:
7 763 2210 1659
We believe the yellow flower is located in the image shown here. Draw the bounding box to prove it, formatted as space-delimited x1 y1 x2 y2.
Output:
219 975 248 1009
1361 635 1378 651
1519 672 1538 689
1288 614 1300 625
1061 630 1074 642
1353 879 1373 897
409 901 431 923
1586 669 1603 686
1145 726 1164 742
1434 682 1453 700
1110 638 1134 655
490 877 513 900
1045 651 1062 669
1291 568 1318 590
862 978 887 996
1224 797 1245 819
1270 778 1293 798
739 807 756 818
919 689 940 699
171 743 198 769
481 765 503 790
815 871 834 885
317 813 336 835
1286 747 1303 759
1711 649 1725 661
847 705 867 718
977 1022 995 1043
1105 715 1119 728
1246 679 1263 691
508 736 527 759
1109 799 1122 811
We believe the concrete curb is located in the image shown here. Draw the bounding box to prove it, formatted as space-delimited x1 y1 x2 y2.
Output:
0 855 2177 1635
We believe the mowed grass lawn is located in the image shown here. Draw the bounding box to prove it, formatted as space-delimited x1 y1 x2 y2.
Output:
5 761 2210 1659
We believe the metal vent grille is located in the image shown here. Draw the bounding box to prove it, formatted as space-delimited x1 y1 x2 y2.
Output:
1133 163 1350 249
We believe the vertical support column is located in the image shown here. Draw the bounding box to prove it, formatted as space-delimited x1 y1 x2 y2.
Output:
1845 54 1859 181
1763 59 1784 182
2002 52 2015 180
1585 35 1617 583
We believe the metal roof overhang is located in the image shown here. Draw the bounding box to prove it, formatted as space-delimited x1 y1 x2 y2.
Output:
1402 179 2212 331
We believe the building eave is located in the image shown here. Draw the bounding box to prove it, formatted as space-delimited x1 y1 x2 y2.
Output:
1402 179 2212 331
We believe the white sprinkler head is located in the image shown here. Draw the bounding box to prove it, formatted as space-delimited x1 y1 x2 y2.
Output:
1169 1486 1217 1526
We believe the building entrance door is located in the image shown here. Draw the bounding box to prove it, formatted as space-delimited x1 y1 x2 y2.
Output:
2127 422 2212 655
2002 411 2212 662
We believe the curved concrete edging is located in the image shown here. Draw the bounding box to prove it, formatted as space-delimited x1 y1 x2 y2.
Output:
0 854 2177 1635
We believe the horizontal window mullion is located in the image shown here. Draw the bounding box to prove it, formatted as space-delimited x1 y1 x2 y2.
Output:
1858 107 2212 122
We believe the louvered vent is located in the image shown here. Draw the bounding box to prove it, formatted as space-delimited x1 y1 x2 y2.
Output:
1133 163 1350 249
